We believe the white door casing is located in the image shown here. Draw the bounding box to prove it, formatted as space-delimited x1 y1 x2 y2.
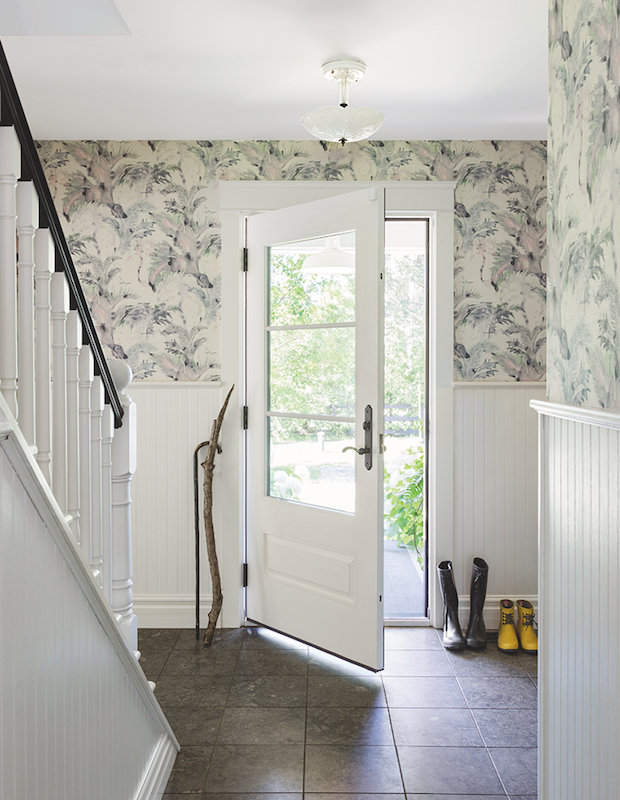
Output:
220 181 455 633
246 188 385 669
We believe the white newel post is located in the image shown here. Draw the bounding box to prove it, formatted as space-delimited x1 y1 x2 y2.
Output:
34 229 54 484
66 311 82 541
109 360 137 651
90 375 104 587
50 271 69 513
101 404 114 605
16 181 38 447
0 127 20 418
78 347 93 564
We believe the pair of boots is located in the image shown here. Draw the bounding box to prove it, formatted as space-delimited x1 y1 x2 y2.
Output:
437 558 488 651
498 599 537 653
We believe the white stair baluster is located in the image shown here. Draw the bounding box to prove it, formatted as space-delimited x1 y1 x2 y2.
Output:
0 127 20 418
34 229 54 484
78 347 93 564
16 181 38 448
101 404 114 604
50 271 69 513
66 310 82 541
109 360 137 651
90 375 104 587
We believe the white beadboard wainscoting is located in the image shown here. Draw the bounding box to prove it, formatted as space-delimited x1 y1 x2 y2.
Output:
0 395 178 800
131 380 544 632
533 400 620 800
130 381 228 627
452 382 545 629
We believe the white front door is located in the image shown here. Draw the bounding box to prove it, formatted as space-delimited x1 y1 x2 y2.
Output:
245 188 385 670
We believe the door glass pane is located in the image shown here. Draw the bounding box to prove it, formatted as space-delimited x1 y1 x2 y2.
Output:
268 418 356 513
383 219 428 620
269 233 355 326
267 231 356 513
269 327 354 416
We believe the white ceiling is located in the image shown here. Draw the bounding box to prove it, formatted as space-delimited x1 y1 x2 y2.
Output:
0 0 548 141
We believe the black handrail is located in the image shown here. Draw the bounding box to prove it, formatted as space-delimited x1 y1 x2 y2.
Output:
0 41 123 427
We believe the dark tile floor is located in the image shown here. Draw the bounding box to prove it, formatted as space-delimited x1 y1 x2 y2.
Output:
138 626 537 799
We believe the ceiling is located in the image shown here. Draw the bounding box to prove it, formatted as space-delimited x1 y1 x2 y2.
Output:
0 0 548 142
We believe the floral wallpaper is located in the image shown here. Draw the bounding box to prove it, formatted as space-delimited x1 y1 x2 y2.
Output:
37 138 547 382
548 0 620 408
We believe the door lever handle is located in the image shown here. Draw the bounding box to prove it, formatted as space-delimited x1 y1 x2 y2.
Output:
342 406 373 470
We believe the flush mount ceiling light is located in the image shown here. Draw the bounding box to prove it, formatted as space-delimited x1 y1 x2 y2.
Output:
300 236 355 275
301 58 384 145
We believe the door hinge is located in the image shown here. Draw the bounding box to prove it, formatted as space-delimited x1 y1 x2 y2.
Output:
243 406 248 429
243 247 248 272
243 563 248 587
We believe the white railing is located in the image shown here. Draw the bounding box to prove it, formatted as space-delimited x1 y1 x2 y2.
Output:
0 123 139 650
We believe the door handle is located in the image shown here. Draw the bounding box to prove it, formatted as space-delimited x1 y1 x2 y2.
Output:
342 405 373 470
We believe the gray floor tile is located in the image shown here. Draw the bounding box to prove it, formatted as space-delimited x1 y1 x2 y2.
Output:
398 745 505 794
160 648 240 677
139 650 170 681
138 628 181 650
384 626 442 650
382 648 453 677
162 794 201 799
308 649 377 677
382 676 466 708
202 795 301 800
164 745 211 793
304 745 403 793
472 708 538 747
307 795 405 800
216 707 306 744
490 747 538 795
235 647 308 676
203 745 304 792
458 677 538 709
407 796 506 799
243 628 308 650
446 647 530 678
227 675 307 707
308 675 386 707
159 706 223 746
518 652 538 678
154 675 232 707
175 627 246 650
306 707 394 745
390 707 484 747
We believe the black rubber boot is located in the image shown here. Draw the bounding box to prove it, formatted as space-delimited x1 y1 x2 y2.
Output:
437 560 465 651
465 557 489 649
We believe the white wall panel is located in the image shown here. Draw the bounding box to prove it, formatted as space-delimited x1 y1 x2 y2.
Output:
0 412 177 800
130 383 225 626
452 383 544 625
535 401 620 800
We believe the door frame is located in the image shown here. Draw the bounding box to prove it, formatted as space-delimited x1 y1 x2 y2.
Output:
220 181 455 631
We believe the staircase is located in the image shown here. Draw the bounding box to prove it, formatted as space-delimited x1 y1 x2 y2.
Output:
0 42 179 799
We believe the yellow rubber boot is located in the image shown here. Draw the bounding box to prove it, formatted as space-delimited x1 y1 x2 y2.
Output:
516 600 538 653
497 599 519 653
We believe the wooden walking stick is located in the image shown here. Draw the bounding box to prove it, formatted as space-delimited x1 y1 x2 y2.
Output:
201 384 234 646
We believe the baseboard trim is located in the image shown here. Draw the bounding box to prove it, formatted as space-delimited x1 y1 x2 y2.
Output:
456 594 538 631
134 594 215 628
134 733 178 800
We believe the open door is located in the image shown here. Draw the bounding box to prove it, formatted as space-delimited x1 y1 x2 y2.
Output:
245 188 385 670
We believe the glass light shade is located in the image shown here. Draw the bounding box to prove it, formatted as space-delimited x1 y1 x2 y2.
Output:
300 237 355 275
301 104 385 144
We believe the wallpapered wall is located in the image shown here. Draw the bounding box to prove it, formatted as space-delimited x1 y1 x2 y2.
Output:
549 0 620 408
37 139 547 383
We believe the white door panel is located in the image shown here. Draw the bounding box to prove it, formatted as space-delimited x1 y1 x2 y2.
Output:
246 188 385 669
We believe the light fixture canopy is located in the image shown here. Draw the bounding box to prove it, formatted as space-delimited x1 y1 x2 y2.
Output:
302 58 384 145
